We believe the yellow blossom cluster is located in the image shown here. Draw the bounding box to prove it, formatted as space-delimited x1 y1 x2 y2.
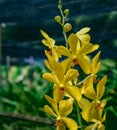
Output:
40 1 107 130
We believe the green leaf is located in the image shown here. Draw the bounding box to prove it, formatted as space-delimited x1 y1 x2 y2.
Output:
105 110 117 130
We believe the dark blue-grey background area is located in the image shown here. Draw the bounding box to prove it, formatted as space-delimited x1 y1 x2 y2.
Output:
0 0 117 65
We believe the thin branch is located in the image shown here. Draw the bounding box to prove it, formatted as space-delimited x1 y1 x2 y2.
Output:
76 74 95 86
75 102 84 130
0 111 55 125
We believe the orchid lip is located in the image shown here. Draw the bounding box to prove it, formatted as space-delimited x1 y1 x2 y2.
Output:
59 87 65 94
73 58 79 65
54 119 62 126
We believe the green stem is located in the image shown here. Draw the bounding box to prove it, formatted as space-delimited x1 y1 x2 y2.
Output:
76 74 95 86
58 0 68 48
75 101 84 130
63 30 68 48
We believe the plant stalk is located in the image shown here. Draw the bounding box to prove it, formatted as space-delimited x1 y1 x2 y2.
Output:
58 0 68 48
75 101 84 130
76 74 95 86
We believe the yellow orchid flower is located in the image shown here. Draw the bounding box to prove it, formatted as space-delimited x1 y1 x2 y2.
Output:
79 76 107 122
44 95 78 130
81 99 106 122
78 97 106 130
43 55 79 85
76 27 91 43
56 33 99 74
40 30 55 49
44 50 62 72
76 27 99 54
41 2 108 130
67 33 99 55
40 30 61 61
42 55 81 102
80 76 96 100
84 112 106 130
90 51 101 74
76 28 99 54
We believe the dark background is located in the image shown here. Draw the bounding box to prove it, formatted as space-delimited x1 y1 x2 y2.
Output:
0 0 117 65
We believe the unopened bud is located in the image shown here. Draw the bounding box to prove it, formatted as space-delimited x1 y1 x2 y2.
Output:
64 9 70 15
55 16 61 23
58 4 62 10
63 23 72 32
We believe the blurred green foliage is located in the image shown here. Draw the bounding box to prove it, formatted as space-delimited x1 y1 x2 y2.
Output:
0 58 117 130
99 59 117 130
0 65 54 130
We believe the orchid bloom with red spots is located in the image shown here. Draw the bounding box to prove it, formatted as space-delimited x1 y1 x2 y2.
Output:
41 1 107 129
44 95 78 130
42 54 81 103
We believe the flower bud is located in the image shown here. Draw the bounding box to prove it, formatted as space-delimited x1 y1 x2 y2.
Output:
64 9 70 15
58 4 62 10
55 15 61 23
63 23 72 32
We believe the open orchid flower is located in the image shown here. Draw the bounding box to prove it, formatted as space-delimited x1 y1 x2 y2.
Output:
44 95 78 130
41 1 107 129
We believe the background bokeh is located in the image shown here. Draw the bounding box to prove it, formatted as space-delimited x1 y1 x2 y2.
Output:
0 0 117 64
0 0 117 130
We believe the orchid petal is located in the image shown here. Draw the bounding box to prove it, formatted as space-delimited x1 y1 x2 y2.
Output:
84 124 96 130
40 30 50 39
68 33 80 52
42 39 51 47
83 76 96 100
40 30 55 47
66 86 81 102
102 112 106 122
62 117 78 130
79 34 91 43
44 105 57 117
42 73 59 84
64 69 79 84
53 85 64 103
44 60 52 71
82 104 92 122
52 60 64 82
78 98 90 110
96 76 107 100
61 58 72 73
76 27 90 35
98 124 105 130
89 44 99 53
45 95 58 114
57 123 66 130
77 56 91 74
56 46 71 57
59 99 73 117
78 43 94 55
91 51 101 74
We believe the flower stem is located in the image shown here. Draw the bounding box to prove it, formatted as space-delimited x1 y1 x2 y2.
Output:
76 74 95 86
58 0 68 48
75 101 84 130
63 30 68 48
